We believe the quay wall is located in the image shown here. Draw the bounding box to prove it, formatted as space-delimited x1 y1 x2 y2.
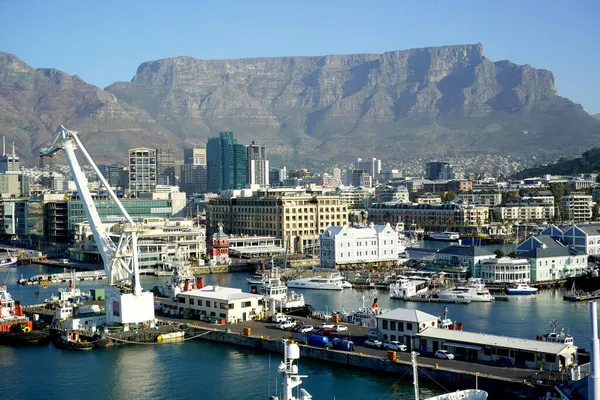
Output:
186 326 539 399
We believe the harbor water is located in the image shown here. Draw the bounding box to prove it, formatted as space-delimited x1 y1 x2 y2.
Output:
0 261 595 399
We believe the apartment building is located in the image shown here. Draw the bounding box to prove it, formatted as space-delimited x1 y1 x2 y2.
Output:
560 193 592 223
493 203 555 223
368 203 488 228
457 191 502 206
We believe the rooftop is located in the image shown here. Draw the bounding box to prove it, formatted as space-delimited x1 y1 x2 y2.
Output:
437 245 495 257
376 308 438 323
180 286 263 301
417 328 575 354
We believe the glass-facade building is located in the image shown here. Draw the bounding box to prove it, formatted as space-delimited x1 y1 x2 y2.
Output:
206 131 246 192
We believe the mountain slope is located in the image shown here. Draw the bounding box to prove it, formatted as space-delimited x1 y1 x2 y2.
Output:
1 45 600 166
514 147 600 178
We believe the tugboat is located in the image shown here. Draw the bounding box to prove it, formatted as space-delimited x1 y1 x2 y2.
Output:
0 285 50 345
55 330 94 351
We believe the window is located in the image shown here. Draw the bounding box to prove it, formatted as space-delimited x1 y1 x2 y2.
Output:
391 334 396 341
229 304 235 309
398 322 404 332
198 300 202 306
382 320 388 329
406 323 413 331
483 347 491 356
241 301 251 308
390 321 396 330
189 298 194 305
546 354 556 363
220 313 226 318
496 348 509 357
178 297 185 303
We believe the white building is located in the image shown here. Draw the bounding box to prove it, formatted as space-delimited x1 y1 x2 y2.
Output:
375 308 440 347
172 286 263 323
541 224 600 256
560 193 592 223
480 257 531 283
434 245 496 277
493 203 555 223
374 185 409 204
334 186 374 209
517 236 588 281
320 223 398 268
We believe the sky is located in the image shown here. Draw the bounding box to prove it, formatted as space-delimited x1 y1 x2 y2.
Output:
0 0 599 114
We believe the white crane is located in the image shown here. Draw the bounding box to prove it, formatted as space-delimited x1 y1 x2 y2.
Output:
40 126 155 326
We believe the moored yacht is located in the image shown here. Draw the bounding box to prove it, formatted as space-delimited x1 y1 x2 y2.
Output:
0 250 17 267
389 277 428 299
429 232 460 241
438 278 493 302
287 273 351 291
505 282 538 295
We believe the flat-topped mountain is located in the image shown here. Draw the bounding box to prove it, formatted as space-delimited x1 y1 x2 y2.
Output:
1 44 599 165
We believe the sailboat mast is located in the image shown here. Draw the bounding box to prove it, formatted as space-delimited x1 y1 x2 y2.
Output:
412 351 419 400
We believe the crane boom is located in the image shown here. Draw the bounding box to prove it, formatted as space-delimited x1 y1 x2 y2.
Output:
41 126 154 325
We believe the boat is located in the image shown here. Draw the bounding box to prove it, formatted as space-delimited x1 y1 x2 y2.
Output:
152 258 198 299
428 232 460 241
438 278 493 302
55 330 94 351
0 285 50 345
268 339 313 400
389 277 428 299
335 294 388 327
535 317 574 345
505 282 538 295
247 273 266 285
0 249 17 267
287 273 351 291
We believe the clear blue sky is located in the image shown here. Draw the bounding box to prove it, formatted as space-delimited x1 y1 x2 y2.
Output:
1 0 598 113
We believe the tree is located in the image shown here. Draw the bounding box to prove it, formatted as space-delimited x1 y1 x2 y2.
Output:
593 204 600 221
494 249 505 258
490 210 502 222
507 251 518 259
549 183 569 205
442 191 457 203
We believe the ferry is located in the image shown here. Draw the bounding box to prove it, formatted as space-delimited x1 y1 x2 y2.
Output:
287 273 351 291
428 232 460 241
389 277 428 299
505 282 538 295
438 278 493 302
0 250 17 267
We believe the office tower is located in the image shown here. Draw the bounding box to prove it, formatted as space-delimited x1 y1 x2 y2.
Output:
157 144 176 185
332 168 341 182
269 168 282 186
100 164 123 187
206 131 246 192
0 137 19 173
246 140 269 187
184 147 207 166
128 147 157 196
355 158 381 181
425 161 455 180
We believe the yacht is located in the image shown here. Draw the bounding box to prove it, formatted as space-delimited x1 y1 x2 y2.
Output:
505 282 538 295
535 318 574 345
389 277 428 299
0 250 17 267
246 273 265 285
429 232 460 241
438 278 493 302
287 273 351 291
425 390 488 400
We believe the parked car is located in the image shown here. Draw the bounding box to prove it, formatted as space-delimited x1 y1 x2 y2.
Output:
320 322 335 329
291 325 302 333
364 339 383 348
270 314 288 323
315 328 333 336
276 320 296 330
298 325 314 334
383 341 407 352
435 350 455 360
332 325 348 332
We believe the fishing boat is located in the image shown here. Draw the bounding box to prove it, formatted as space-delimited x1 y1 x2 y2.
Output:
55 330 94 351
438 278 493 302
505 282 538 295
428 232 460 241
535 317 574 345
268 339 313 400
0 250 17 267
335 294 387 327
389 277 428 299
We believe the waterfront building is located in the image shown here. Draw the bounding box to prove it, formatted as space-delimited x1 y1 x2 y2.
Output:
479 257 531 283
319 223 398 269
520 191 554 205
416 328 577 371
0 138 19 173
434 245 496 277
375 308 439 347
206 189 348 253
541 224 600 256
246 140 269 187
171 286 264 323
516 236 587 281
374 185 409 204
560 193 592 222
457 191 502 206
368 203 488 229
207 131 247 192
493 203 555 223
228 236 285 259
128 147 157 196
207 223 230 265
416 193 442 204
157 144 176 186
334 186 374 209
425 161 454 180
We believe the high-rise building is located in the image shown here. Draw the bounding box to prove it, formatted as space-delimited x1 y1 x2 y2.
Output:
246 141 269 187
100 164 123 187
129 147 157 196
179 164 208 197
206 131 246 192
157 144 176 185
355 158 381 181
184 147 207 166
0 137 19 173
332 168 341 182
425 161 455 180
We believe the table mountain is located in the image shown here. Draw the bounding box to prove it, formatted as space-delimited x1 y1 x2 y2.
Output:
2 44 600 166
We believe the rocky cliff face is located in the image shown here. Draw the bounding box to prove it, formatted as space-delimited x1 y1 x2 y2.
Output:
1 45 599 165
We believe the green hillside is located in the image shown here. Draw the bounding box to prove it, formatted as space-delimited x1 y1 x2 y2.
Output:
514 148 600 178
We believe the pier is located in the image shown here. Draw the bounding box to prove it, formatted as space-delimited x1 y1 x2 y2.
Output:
403 296 472 304
18 270 107 285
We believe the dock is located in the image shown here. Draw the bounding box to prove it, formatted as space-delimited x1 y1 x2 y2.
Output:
403 296 471 304
18 270 107 285
563 289 600 302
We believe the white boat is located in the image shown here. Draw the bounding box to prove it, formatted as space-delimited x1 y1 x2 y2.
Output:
429 232 460 241
389 277 428 299
505 282 538 295
438 278 493 302
287 273 350 291
152 258 198 299
251 261 310 317
535 317 574 345
269 340 313 400
335 294 388 327
425 389 488 400
0 250 17 267
247 273 265 285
